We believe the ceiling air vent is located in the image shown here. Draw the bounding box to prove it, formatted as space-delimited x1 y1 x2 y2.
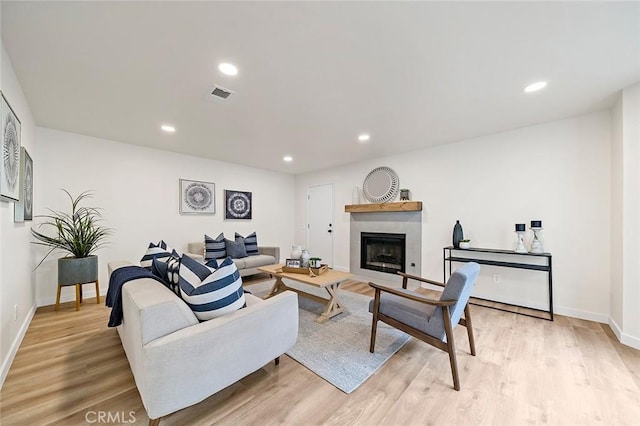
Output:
211 85 234 99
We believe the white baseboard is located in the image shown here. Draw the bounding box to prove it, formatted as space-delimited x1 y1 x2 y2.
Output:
37 288 106 308
554 305 609 324
620 333 640 350
609 317 623 340
608 317 640 350
1 303 36 390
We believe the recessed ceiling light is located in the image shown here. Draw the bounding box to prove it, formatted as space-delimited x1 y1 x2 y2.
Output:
283 155 293 162
524 81 547 93
358 134 370 142
219 63 238 76
161 125 176 133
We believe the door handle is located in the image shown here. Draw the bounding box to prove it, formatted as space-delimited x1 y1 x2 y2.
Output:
327 229 332 233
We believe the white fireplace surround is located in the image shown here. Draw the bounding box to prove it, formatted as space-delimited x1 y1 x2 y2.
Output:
349 211 422 284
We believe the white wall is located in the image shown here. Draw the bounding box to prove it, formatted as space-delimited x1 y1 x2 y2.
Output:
621 83 640 343
621 83 640 346
0 43 38 387
610 96 623 329
610 83 640 349
296 111 612 322
35 128 295 306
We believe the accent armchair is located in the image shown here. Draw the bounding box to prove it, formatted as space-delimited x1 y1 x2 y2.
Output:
368 262 480 390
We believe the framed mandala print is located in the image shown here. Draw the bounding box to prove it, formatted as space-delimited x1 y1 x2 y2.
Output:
1 92 21 202
14 147 33 222
225 190 252 220
179 179 215 215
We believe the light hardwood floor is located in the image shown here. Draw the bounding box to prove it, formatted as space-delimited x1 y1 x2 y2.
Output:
1 276 639 425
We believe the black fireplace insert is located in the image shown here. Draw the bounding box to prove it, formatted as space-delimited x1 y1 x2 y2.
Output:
360 232 406 275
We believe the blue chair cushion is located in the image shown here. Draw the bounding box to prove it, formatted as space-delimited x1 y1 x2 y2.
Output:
368 290 436 333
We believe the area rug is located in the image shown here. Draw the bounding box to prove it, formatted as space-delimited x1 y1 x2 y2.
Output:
246 279 410 394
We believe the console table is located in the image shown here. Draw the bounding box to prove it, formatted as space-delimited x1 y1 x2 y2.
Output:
443 246 553 321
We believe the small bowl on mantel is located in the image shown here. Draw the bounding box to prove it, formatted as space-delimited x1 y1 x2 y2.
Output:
459 240 471 249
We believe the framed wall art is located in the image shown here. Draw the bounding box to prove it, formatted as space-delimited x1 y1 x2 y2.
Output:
14 147 33 222
225 190 252 220
180 179 215 215
285 258 301 268
1 92 21 202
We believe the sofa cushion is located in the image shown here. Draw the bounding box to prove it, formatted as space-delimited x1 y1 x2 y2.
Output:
225 237 248 259
232 258 247 269
235 232 259 256
140 240 171 269
242 254 277 269
178 255 245 321
204 233 226 261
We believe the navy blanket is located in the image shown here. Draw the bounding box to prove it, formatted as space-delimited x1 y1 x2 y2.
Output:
106 266 166 327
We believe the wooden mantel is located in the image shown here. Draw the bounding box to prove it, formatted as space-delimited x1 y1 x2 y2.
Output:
344 201 422 213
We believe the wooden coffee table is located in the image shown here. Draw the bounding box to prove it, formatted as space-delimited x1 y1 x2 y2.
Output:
258 264 353 323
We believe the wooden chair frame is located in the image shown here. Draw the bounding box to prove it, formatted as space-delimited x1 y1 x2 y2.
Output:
369 272 476 391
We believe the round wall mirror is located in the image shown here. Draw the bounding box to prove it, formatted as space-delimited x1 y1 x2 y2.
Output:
362 166 399 203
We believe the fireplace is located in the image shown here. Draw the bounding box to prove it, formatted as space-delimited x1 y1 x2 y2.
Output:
360 232 406 275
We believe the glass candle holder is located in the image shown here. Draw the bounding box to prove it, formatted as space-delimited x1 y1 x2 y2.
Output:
529 227 544 254
515 231 527 253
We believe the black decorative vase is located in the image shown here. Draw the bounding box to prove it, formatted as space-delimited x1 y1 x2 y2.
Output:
453 220 464 248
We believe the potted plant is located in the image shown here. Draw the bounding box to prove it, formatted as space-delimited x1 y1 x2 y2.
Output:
459 239 471 249
309 257 322 268
31 190 112 287
400 189 410 200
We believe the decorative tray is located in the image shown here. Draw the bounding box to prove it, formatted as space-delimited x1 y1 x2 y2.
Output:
281 264 329 275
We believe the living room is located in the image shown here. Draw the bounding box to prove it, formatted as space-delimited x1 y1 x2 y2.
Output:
1 1 639 425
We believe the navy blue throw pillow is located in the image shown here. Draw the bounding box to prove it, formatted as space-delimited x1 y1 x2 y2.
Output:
225 238 248 259
235 232 259 256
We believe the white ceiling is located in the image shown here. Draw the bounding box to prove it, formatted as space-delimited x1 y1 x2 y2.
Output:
2 1 639 174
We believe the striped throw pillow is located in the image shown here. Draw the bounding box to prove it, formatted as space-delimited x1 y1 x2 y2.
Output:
235 232 259 256
204 233 226 261
179 255 245 321
140 240 171 269
150 250 181 295
167 250 181 287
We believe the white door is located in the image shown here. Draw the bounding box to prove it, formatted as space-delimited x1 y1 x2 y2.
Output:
307 184 334 267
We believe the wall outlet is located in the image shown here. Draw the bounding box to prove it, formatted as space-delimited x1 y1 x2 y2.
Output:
13 304 18 321
493 274 501 284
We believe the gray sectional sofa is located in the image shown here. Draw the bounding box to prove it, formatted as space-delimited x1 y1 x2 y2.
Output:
108 260 298 424
187 242 279 277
